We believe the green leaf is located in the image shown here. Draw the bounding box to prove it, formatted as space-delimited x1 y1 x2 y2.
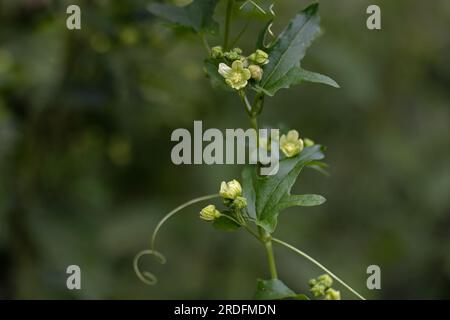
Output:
261 67 339 97
212 215 240 232
242 162 258 220
148 0 219 33
260 3 322 91
295 68 339 88
307 160 330 176
242 145 325 233
254 279 297 300
274 194 326 212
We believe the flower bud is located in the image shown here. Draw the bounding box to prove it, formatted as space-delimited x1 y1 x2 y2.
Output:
309 274 334 298
304 138 315 147
310 284 327 298
233 47 243 54
219 179 242 200
308 278 318 287
224 48 243 61
211 46 224 59
280 130 304 158
199 204 221 221
248 49 269 65
232 196 247 209
324 288 341 300
248 64 263 81
317 274 333 288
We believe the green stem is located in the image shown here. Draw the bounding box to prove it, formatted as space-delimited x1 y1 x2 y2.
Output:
250 115 258 132
247 105 278 280
263 232 278 279
239 90 252 116
251 92 265 117
272 237 366 300
244 225 262 242
221 214 261 242
224 0 234 50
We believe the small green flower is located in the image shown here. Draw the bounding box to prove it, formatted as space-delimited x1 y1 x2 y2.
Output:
219 179 243 200
248 49 269 65
199 204 221 221
310 284 327 298
280 130 304 157
324 288 341 300
304 138 315 147
218 61 251 90
317 274 333 288
309 274 335 298
232 196 247 209
211 46 224 59
224 48 243 61
233 47 243 54
248 64 263 81
308 278 317 286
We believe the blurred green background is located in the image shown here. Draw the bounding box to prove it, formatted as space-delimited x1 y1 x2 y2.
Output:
0 0 449 299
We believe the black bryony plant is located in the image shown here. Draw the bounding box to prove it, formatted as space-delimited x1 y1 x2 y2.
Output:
135 0 365 300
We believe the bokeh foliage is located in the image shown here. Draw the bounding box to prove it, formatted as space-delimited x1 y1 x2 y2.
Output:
0 0 449 299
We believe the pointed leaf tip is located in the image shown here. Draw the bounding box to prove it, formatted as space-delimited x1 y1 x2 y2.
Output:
304 3 319 15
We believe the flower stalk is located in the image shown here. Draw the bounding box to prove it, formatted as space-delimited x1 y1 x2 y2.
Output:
243 89 279 280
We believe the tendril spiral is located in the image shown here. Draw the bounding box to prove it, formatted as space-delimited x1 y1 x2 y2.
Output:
134 194 219 285
133 250 167 285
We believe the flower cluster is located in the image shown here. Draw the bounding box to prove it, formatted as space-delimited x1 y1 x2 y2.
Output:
309 274 341 300
211 46 269 90
199 179 248 222
279 130 315 158
249 129 316 163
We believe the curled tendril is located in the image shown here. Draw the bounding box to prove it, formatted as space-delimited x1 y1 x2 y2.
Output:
239 0 276 48
150 194 219 250
237 1 277 49
133 250 167 285
239 0 266 14
134 194 219 285
267 3 276 39
260 3 277 49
